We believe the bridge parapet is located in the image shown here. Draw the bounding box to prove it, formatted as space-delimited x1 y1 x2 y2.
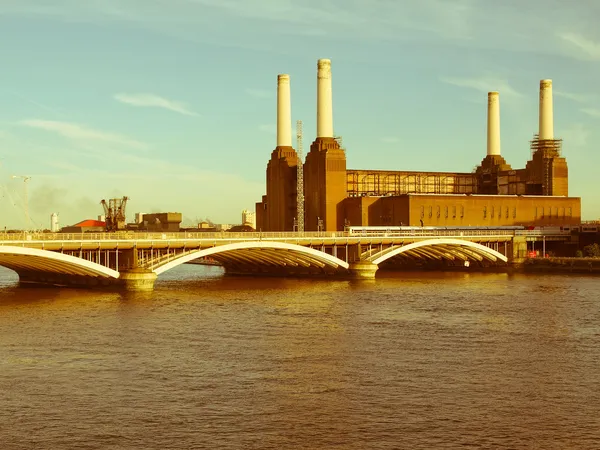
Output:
0 228 563 243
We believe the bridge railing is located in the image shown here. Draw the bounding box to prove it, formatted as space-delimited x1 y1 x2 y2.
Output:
0 228 569 242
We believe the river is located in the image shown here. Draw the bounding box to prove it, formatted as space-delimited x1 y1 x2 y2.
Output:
1 266 599 449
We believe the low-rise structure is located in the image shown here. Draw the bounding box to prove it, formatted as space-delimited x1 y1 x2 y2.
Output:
140 213 182 232
61 219 106 233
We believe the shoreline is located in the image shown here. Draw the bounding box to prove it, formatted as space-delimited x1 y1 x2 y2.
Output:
520 257 600 274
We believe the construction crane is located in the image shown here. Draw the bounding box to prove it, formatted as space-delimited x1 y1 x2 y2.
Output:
296 120 305 232
11 175 31 231
101 196 129 232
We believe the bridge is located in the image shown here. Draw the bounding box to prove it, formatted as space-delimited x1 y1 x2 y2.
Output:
0 228 569 290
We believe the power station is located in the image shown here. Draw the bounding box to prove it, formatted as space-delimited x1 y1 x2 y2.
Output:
256 60 580 231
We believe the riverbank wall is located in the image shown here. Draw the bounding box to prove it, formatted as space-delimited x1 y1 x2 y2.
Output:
522 257 600 274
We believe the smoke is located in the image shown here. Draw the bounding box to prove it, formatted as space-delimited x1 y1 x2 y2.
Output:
26 183 100 228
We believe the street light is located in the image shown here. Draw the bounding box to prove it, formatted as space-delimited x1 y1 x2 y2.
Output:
12 175 31 231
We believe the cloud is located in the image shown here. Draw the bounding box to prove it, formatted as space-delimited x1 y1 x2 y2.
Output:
558 32 600 61
114 93 198 116
440 75 521 97
258 124 276 134
559 123 589 148
19 119 147 150
245 88 272 99
581 108 600 118
9 91 68 117
2 1 600 62
555 91 590 103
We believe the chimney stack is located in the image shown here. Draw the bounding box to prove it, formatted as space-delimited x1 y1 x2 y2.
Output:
276 74 292 147
539 79 554 140
317 58 334 138
487 91 501 156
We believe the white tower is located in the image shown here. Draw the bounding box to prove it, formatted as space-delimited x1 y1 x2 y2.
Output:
50 213 60 232
277 74 292 147
487 91 501 156
539 79 554 140
316 59 334 138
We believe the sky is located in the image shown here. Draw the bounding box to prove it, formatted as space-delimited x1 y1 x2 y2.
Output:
0 0 599 229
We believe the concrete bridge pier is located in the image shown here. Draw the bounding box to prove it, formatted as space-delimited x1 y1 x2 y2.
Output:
118 269 158 291
348 261 379 279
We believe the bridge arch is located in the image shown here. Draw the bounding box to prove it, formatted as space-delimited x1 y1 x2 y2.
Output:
154 241 350 275
369 239 508 265
0 246 120 279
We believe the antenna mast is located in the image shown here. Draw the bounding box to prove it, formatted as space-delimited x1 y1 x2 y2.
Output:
296 120 304 232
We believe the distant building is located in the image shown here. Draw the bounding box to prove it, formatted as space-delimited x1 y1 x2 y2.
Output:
227 224 255 232
242 210 256 229
196 221 217 232
140 213 182 232
61 219 106 233
50 213 60 232
215 223 232 231
134 212 145 224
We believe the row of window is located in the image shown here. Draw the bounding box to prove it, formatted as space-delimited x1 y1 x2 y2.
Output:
420 205 464 219
418 205 575 221
535 207 573 219
483 206 516 219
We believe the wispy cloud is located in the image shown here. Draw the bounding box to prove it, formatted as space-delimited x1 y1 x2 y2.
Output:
9 91 68 117
440 75 521 97
245 88 272 99
2 1 600 62
114 93 198 116
258 124 276 134
558 32 600 61
559 123 589 148
555 91 591 103
581 108 600 118
19 119 147 150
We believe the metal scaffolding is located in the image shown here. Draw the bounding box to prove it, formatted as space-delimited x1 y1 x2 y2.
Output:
296 120 305 232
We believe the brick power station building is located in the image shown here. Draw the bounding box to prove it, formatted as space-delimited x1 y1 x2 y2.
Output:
256 60 580 232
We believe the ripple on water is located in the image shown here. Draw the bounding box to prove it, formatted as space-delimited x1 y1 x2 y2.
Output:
0 266 600 449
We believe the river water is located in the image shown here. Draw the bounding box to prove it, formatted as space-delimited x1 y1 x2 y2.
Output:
0 265 599 449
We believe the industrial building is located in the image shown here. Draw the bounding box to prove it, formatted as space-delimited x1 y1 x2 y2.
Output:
256 60 580 231
139 213 182 232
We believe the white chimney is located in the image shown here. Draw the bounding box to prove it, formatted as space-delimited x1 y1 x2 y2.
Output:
276 74 292 147
317 58 334 138
487 91 501 156
50 213 59 232
539 79 554 140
